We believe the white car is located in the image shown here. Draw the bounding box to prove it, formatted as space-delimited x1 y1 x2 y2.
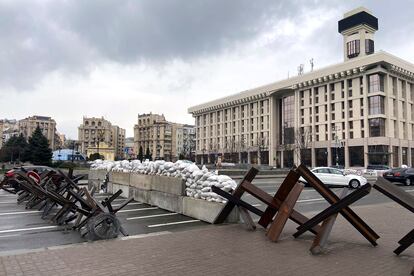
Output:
299 167 368 189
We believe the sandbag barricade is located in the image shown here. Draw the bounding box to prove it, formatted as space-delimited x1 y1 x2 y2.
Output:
213 164 378 254
0 166 132 241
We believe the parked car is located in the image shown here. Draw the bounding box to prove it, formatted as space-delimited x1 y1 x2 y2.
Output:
330 165 345 170
383 168 414 186
3 166 54 191
299 167 368 189
364 164 391 176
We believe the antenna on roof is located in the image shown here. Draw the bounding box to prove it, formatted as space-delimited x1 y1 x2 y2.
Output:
310 58 314 72
297 64 304 76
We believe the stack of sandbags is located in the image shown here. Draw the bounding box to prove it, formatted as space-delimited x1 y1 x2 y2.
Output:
90 159 115 172
88 159 238 203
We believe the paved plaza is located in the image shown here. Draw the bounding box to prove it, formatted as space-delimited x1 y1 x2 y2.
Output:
0 202 412 275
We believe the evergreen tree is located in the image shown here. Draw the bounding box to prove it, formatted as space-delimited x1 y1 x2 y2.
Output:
16 134 29 162
145 147 152 161
26 126 52 166
0 134 28 162
137 146 144 161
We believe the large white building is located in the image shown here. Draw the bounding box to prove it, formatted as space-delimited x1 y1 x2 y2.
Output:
188 7 414 168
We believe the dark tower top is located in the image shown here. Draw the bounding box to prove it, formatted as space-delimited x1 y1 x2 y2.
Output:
338 10 378 33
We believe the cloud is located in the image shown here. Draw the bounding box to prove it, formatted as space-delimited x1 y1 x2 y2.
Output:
0 0 344 90
1 0 414 139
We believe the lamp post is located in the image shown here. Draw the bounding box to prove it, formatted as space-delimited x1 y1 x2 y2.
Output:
332 126 341 166
201 148 206 165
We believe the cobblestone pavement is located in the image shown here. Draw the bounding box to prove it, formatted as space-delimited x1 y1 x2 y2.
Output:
0 202 413 276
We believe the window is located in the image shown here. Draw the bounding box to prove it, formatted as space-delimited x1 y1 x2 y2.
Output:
347 40 360 58
369 118 385 137
365 39 374 54
368 96 385 115
283 96 295 144
368 74 384 93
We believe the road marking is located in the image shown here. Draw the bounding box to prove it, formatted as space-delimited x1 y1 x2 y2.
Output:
112 202 142 207
148 220 201 228
297 198 325 203
252 204 261 207
0 210 41 216
405 189 414 192
0 226 58 234
0 201 17 204
127 213 179 220
0 234 21 238
118 207 158 213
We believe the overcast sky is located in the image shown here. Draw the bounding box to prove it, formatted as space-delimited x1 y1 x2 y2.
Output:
1 0 414 139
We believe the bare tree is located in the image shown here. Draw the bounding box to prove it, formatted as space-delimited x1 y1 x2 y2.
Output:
224 137 237 162
293 127 312 165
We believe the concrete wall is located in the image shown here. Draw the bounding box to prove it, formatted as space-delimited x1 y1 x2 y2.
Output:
88 170 108 190
182 197 238 223
88 170 239 223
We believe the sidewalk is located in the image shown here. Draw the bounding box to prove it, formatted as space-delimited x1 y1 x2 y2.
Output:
0 202 412 275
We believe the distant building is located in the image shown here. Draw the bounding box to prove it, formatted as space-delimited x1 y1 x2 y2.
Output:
52 148 86 162
18 116 57 150
174 124 196 160
133 113 174 161
111 125 126 159
55 133 66 149
124 137 135 159
86 142 115 161
78 116 125 160
0 119 19 148
133 114 195 161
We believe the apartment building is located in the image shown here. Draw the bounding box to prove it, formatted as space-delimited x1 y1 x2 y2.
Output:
188 7 414 168
111 125 126 159
0 119 19 148
78 117 125 160
18 116 57 149
174 124 196 160
133 113 174 161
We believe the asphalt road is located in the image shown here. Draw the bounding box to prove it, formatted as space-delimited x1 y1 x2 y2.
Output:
0 178 413 253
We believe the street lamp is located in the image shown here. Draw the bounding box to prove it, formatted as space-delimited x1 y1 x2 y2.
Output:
201 148 206 165
332 126 341 166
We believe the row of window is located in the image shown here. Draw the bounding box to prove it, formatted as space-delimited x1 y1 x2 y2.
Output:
196 100 270 126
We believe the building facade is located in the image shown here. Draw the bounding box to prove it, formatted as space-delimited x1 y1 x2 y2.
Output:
174 124 196 160
0 119 19 148
124 137 135 159
78 117 125 160
133 113 174 161
188 7 414 168
18 116 57 149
